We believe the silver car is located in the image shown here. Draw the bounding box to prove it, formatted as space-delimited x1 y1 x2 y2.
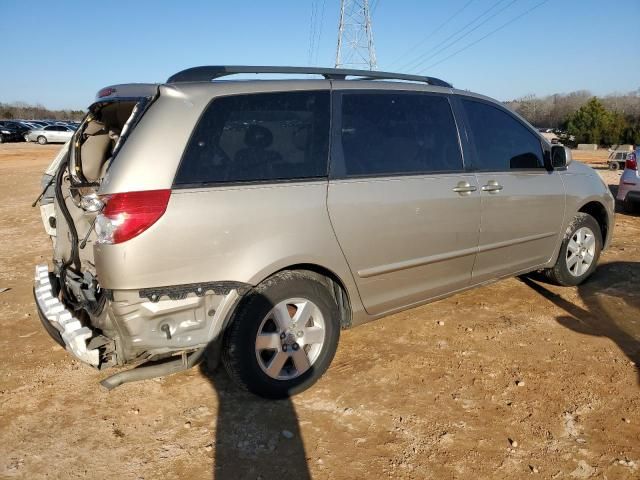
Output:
26 125 75 144
33 66 615 398
617 150 639 211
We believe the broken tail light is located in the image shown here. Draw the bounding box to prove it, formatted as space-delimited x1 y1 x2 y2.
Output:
95 189 171 244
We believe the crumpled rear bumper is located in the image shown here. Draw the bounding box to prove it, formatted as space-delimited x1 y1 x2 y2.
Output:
33 264 100 367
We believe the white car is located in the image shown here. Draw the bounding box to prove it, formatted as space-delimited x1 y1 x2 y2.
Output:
608 150 630 170
25 125 74 144
617 151 640 212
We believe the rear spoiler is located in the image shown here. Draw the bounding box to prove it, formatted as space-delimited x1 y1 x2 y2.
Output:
95 83 159 101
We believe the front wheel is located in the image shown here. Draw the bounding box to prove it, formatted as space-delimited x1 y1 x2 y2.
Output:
544 213 602 286
608 161 619 171
222 270 340 399
37 136 47 145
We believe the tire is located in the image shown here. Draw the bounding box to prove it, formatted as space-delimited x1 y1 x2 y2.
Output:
37 136 47 145
623 195 637 214
0 135 4 144
608 162 618 171
544 213 602 286
222 270 340 399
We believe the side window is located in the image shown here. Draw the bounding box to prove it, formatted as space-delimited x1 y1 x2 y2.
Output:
175 91 330 185
462 99 544 170
44 126 54 131
339 93 463 176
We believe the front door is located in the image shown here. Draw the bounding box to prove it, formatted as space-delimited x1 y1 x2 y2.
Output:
328 91 481 315
459 98 565 282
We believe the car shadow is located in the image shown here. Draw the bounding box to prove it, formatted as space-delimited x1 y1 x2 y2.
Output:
198 292 312 479
522 262 640 385
199 367 311 479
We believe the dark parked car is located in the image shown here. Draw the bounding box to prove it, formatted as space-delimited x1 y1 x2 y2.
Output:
0 120 29 132
0 121 28 143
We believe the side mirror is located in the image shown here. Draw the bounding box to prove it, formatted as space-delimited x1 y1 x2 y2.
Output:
550 145 572 169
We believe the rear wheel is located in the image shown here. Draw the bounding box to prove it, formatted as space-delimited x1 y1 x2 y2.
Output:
544 213 602 286
608 161 619 171
222 270 340 399
37 136 47 145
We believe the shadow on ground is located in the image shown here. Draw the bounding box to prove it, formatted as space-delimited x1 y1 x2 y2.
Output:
199 367 311 480
523 261 640 385
197 288 313 479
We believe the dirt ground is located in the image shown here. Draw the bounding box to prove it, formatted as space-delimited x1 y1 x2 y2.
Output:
0 143 638 480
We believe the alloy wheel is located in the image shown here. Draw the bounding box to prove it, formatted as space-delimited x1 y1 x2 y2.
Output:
566 226 596 277
254 297 326 380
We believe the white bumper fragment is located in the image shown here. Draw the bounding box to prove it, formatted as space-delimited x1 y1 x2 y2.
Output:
34 264 100 367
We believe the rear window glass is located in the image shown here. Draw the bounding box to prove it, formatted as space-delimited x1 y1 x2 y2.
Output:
339 93 463 176
462 99 544 170
175 91 330 185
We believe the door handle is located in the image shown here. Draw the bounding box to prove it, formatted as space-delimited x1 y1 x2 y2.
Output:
481 181 503 193
452 182 478 194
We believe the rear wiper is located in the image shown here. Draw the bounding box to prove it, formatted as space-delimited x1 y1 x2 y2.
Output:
31 174 56 208
79 214 100 249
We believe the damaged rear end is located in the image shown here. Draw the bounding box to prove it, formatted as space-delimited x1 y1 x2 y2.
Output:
34 84 159 370
33 84 242 385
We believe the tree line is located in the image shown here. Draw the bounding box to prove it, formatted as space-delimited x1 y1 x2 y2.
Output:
505 90 640 146
0 101 85 121
3 92 639 146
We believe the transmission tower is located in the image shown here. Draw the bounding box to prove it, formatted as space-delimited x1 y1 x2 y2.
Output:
335 0 377 70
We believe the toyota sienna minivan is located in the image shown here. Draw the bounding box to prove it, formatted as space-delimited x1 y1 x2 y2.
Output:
33 66 614 398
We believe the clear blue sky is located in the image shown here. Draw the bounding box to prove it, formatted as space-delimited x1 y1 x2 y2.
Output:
1 0 638 110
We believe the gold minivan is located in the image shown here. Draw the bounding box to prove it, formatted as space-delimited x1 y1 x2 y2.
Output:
34 66 614 398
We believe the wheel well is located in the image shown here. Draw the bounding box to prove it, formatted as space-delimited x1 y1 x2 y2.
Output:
274 264 352 329
579 201 608 244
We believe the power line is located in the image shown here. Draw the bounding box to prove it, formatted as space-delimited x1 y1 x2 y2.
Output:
407 0 519 73
308 0 317 65
313 0 327 65
400 0 513 72
417 0 550 73
308 0 325 66
389 0 476 70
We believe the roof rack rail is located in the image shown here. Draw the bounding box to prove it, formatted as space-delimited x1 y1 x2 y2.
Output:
166 65 452 88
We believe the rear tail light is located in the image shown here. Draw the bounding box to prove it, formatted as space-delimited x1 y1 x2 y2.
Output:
625 156 637 171
95 189 171 244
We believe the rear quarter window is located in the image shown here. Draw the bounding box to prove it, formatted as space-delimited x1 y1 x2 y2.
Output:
174 91 330 186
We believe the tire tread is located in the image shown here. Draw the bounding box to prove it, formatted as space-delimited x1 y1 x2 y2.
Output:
544 212 601 286
222 270 340 398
